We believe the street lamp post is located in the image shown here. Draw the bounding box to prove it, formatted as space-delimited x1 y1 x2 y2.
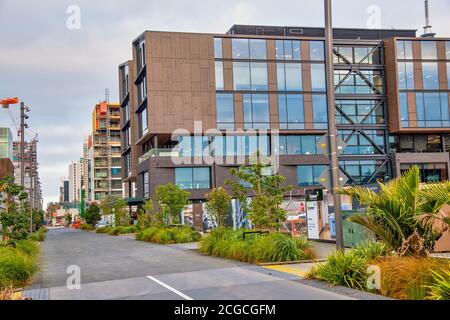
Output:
324 0 344 250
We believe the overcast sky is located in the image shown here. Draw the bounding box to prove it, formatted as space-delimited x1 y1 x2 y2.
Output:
0 0 449 206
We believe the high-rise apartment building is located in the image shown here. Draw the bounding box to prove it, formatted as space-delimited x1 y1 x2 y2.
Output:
0 127 14 180
68 160 82 203
90 102 123 201
118 25 450 208
82 135 92 203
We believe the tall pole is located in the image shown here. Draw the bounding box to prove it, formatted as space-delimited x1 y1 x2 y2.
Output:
324 0 344 250
20 102 25 188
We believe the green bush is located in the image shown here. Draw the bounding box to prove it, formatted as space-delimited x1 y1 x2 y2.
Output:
14 240 39 257
28 231 45 242
96 227 112 234
352 241 390 261
103 226 136 236
0 247 38 289
136 226 201 244
80 224 95 231
199 229 316 263
309 250 368 290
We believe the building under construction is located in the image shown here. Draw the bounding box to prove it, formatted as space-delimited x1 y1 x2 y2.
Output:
89 101 123 201
12 138 43 210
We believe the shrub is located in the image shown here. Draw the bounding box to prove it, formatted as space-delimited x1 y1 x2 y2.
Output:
0 247 37 289
28 231 45 242
374 257 449 300
80 224 95 231
106 226 136 236
352 241 390 261
199 229 316 263
136 226 200 244
426 268 450 300
14 240 39 257
309 250 368 291
96 227 112 234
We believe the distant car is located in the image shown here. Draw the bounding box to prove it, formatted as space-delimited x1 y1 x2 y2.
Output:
95 220 109 228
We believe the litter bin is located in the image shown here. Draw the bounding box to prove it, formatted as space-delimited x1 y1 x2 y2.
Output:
329 214 336 239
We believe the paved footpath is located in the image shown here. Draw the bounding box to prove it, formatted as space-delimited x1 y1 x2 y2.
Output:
25 228 385 300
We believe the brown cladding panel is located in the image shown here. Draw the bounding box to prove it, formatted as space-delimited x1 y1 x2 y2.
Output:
269 93 279 129
301 41 310 61
437 41 446 60
384 38 401 132
413 62 423 90
302 63 312 92
439 62 448 90
223 38 232 60
407 92 417 128
268 62 277 91
223 61 234 91
234 94 244 130
267 40 276 60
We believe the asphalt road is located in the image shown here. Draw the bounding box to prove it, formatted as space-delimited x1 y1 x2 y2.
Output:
29 228 376 300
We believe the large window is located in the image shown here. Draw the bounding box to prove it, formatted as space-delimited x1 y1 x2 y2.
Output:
138 106 148 137
136 39 146 71
175 167 211 190
137 76 147 104
276 40 301 60
279 135 321 155
309 41 324 61
416 92 449 127
421 41 437 60
446 41 450 60
334 46 381 64
143 172 149 198
279 94 304 129
213 135 269 157
398 62 415 90
312 95 328 129
336 100 384 125
297 165 327 187
243 94 270 129
277 63 302 91
233 62 268 91
311 64 326 91
178 136 210 157
397 135 443 153
334 70 384 94
397 40 413 60
214 38 223 59
422 62 439 90
340 160 387 184
400 163 447 183
400 93 409 128
216 94 235 130
232 39 267 60
338 130 385 155
215 61 224 90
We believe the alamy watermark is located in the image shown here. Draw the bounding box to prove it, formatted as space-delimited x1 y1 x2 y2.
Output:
66 265 81 290
66 5 81 30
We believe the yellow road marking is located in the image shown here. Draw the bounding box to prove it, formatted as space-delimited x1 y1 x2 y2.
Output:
263 265 309 278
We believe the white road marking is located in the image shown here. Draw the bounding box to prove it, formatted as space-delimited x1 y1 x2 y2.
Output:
146 276 194 300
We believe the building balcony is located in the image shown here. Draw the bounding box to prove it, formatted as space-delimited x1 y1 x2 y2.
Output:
138 148 181 164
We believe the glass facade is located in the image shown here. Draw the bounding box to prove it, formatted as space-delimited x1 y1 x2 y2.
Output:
214 38 223 59
213 135 269 157
276 40 301 60
277 63 302 91
338 130 385 155
416 92 449 127
309 41 325 61
243 94 270 129
421 41 437 60
216 93 235 129
215 61 224 90
178 136 210 157
340 160 387 184
422 62 439 90
336 100 384 125
312 95 328 129
334 46 381 64
233 62 268 91
297 165 327 186
175 167 211 190
334 70 383 94
279 135 322 155
400 163 447 183
311 64 326 91
0 128 13 159
398 62 415 90
395 135 443 153
278 94 304 129
397 40 413 60
232 39 267 59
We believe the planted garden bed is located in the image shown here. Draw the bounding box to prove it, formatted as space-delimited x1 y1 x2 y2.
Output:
136 226 201 244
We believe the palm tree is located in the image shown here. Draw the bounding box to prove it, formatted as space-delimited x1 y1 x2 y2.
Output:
416 182 450 236
337 166 433 256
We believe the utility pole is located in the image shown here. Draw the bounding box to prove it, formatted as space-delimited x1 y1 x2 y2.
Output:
324 0 344 250
20 102 25 188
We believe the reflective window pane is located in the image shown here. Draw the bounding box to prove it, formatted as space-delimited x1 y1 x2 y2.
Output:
215 61 224 90
400 93 409 128
250 62 268 90
175 168 193 190
398 62 415 90
312 95 328 129
421 41 437 60
233 62 251 90
216 93 234 130
244 94 269 129
232 39 249 59
311 64 326 91
446 41 450 59
275 40 284 60
422 62 439 90
193 168 211 189
278 63 302 91
397 40 413 60
310 41 324 61
214 38 223 59
249 39 267 59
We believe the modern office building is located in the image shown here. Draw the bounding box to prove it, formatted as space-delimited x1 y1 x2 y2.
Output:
59 177 70 203
0 127 13 160
12 138 43 210
118 25 450 207
90 102 123 201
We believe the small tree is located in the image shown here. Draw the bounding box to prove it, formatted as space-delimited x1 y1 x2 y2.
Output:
114 199 131 226
155 183 190 225
99 195 117 216
64 211 72 227
0 175 30 243
205 188 232 227
84 203 101 226
137 199 162 229
225 161 292 230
